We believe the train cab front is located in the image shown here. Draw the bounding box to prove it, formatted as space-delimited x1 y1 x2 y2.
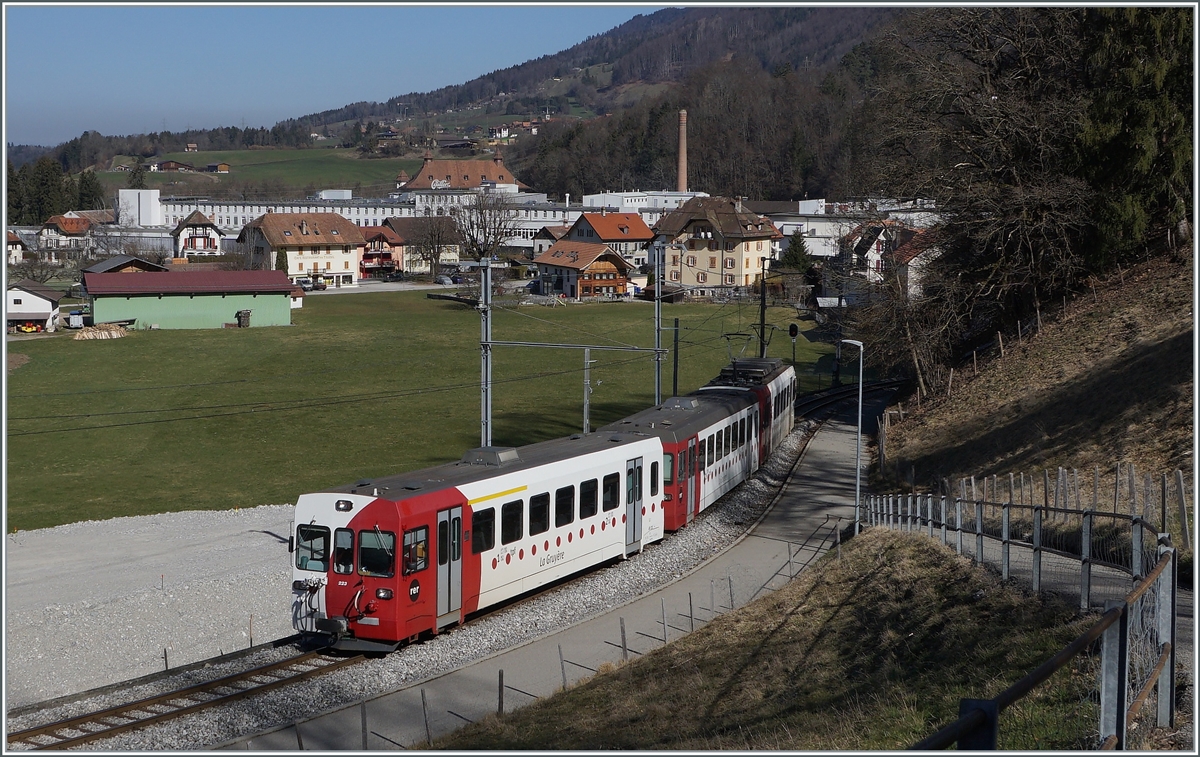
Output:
290 492 405 654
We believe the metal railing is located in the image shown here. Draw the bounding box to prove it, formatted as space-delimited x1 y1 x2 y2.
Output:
864 492 1178 750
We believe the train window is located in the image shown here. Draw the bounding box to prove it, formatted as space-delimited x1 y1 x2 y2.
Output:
333 528 354 574
690 446 697 476
602 473 620 511
725 425 732 456
438 520 449 566
296 525 330 572
529 494 550 535
739 418 746 447
555 486 575 527
707 435 715 466
501 500 523 545
716 429 724 459
363 528 397 577
650 461 659 496
580 479 598 518
663 454 674 485
472 508 495 553
698 438 706 471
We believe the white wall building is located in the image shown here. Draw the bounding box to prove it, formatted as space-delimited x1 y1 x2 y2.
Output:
116 189 163 227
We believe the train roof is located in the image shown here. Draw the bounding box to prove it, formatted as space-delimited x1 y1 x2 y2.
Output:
597 389 755 444
704 357 790 389
326 430 655 502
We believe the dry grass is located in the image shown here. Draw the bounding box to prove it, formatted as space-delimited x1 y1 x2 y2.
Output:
7 352 31 374
436 530 1096 750
884 253 1193 486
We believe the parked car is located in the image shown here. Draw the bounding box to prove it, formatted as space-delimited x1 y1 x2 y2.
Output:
295 277 313 291
311 279 328 291
383 271 405 281
434 275 453 285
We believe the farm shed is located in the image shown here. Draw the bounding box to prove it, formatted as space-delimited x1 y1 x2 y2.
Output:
83 270 294 330
7 279 64 333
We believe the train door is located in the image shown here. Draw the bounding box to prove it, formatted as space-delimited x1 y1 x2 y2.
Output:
625 456 643 555
686 439 698 523
436 506 463 629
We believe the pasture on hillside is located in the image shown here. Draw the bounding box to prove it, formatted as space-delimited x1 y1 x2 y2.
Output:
98 148 421 197
6 293 833 532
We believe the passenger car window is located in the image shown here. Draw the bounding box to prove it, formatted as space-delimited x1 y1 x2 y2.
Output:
529 494 550 535
650 461 659 496
602 473 620 511
501 500 523 545
580 479 598 518
333 528 354 574
296 525 330 572
555 486 575 527
662 454 674 485
401 527 426 575
472 508 494 553
362 528 397 577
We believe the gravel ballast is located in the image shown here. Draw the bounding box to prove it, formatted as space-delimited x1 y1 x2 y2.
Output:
5 423 816 750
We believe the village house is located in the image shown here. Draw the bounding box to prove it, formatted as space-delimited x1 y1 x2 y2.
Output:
6 278 64 333
37 215 94 259
651 196 783 295
382 217 462 275
565 211 655 267
238 212 366 288
206 162 231 173
533 240 633 299
360 225 405 278
170 210 224 257
7 230 29 265
397 150 529 192
532 225 570 255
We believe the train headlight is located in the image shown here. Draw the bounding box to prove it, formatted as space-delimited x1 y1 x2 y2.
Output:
293 580 309 591
376 588 394 600
335 499 354 512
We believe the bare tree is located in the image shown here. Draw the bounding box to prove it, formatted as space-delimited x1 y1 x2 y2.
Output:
454 192 520 262
10 257 62 284
411 216 459 277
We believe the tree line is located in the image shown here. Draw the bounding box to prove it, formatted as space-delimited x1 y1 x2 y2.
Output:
7 157 107 226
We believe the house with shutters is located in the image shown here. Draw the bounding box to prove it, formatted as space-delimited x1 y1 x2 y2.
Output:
238 213 366 287
651 197 783 296
170 210 224 257
360 225 404 278
37 215 94 258
382 216 462 275
532 240 633 299
532 225 570 256
564 211 655 267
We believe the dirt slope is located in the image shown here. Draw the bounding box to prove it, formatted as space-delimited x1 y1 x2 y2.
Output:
882 253 1193 490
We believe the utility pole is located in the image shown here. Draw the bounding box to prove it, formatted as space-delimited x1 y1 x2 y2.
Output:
654 243 663 404
480 260 493 447
673 317 680 398
758 257 769 358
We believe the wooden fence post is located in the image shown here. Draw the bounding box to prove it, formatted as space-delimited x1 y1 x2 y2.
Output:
1175 469 1191 543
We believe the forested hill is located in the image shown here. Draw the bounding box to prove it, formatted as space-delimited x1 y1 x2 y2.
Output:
11 6 894 169
279 6 896 129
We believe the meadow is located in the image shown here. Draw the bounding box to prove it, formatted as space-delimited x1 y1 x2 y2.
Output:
6 292 834 532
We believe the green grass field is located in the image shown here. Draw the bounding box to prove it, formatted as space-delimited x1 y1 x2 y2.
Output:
6 293 834 532
98 149 422 197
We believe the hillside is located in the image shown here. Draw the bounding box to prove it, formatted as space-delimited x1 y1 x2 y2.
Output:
880 251 1193 492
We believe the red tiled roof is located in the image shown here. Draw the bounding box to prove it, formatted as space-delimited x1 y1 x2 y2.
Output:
382 216 458 244
83 270 295 296
534 225 571 240
43 215 92 235
575 213 654 242
889 228 941 265
237 212 366 247
8 231 28 247
533 240 631 272
399 154 529 190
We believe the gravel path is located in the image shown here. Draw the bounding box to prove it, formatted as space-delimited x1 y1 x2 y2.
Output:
5 423 816 750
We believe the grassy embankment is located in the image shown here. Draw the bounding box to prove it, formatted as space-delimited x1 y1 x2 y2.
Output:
437 528 1096 750
6 294 827 532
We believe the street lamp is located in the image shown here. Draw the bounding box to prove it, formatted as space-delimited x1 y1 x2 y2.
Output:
840 339 865 534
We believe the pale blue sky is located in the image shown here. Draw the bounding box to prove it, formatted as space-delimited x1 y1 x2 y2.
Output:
4 4 665 147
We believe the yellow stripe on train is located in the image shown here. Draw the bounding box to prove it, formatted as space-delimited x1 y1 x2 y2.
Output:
467 485 528 506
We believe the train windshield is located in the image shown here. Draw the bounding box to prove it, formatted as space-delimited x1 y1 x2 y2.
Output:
360 528 396 577
296 525 330 572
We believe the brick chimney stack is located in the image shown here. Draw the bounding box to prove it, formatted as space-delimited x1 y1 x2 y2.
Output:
677 110 688 193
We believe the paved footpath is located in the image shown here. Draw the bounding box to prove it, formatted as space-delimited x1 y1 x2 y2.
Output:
219 396 889 750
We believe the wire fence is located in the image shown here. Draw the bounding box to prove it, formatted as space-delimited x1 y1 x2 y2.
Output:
864 481 1181 750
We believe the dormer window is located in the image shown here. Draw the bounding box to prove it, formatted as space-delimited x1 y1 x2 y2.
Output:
331 229 339 235
284 230 292 236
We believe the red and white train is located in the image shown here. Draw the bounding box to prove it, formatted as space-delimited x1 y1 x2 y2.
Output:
290 358 797 651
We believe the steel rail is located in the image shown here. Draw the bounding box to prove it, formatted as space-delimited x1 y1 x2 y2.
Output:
8 651 365 750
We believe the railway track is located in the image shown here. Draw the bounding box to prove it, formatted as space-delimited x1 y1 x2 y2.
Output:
794 379 904 418
6 650 365 751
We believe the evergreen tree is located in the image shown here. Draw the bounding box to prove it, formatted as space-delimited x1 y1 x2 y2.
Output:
127 161 146 189
275 249 289 273
26 157 67 224
76 169 107 210
7 159 27 225
780 231 813 272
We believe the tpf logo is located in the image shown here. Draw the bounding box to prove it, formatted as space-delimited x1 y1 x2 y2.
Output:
408 579 421 601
